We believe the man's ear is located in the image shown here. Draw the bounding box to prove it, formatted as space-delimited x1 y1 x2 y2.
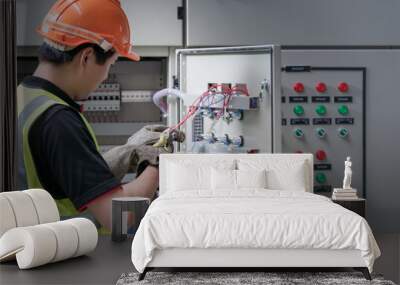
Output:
79 47 94 67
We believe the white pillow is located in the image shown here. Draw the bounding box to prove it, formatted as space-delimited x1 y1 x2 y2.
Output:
211 168 236 190
268 163 306 191
236 169 267 189
167 160 235 191
211 168 267 190
238 159 308 192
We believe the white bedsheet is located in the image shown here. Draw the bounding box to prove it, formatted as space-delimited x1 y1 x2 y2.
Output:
131 190 380 273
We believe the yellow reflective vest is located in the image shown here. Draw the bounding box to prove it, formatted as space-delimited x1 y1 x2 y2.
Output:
17 84 100 219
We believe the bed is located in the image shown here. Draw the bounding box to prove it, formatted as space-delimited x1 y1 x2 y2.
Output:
131 153 380 280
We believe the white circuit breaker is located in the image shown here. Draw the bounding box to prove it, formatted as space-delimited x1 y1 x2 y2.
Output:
79 83 121 112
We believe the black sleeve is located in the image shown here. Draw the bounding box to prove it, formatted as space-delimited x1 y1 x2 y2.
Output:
29 105 120 210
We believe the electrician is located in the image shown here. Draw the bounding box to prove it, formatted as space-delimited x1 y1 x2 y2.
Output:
17 0 159 231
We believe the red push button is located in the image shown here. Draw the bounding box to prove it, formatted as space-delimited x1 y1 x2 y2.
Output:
315 82 327 93
293 82 304 93
316 150 327 161
338 82 349 93
295 150 303 154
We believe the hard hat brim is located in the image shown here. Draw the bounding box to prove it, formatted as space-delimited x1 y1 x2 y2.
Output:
121 50 140 61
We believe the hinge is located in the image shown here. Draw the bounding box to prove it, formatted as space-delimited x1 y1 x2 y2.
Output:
177 6 184 20
173 76 179 88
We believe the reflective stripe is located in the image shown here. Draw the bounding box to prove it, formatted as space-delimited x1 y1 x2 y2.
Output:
44 20 113 52
17 86 106 233
17 96 57 189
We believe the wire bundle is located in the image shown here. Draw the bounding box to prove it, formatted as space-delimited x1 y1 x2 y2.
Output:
168 84 249 132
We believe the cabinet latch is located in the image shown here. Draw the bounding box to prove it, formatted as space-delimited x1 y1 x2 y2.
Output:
177 6 184 20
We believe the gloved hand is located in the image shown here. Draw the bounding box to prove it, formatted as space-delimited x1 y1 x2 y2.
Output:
102 125 185 181
126 124 185 152
126 125 169 146
102 143 163 181
134 144 164 177
152 129 185 152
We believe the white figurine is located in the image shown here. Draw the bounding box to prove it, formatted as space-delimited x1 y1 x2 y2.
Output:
343 156 352 189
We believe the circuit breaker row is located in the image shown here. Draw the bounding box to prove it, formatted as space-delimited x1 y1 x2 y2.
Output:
78 83 155 112
82 83 121 112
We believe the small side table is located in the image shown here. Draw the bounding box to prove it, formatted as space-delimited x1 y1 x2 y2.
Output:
112 197 150 242
332 198 365 217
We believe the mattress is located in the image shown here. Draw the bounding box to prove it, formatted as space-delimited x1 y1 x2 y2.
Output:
131 190 380 273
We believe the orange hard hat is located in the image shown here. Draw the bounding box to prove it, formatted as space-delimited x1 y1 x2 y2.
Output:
37 0 139 61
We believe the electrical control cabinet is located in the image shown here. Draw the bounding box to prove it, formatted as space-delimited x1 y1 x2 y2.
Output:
174 45 282 153
86 59 166 146
17 56 167 147
281 67 365 197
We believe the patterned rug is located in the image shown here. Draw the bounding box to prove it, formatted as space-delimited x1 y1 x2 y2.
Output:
117 271 396 285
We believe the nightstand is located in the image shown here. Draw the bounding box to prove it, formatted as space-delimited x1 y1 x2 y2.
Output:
332 198 365 217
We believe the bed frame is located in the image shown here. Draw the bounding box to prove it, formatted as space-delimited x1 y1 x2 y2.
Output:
138 154 371 281
139 249 371 280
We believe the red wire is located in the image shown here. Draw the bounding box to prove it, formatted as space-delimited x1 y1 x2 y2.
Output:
168 84 249 131
168 89 209 131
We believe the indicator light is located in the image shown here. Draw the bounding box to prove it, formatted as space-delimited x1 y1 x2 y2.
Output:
293 105 304 116
338 82 349 93
316 172 327 184
316 150 327 161
338 105 349 115
315 105 327 116
293 82 305 93
316 82 327 93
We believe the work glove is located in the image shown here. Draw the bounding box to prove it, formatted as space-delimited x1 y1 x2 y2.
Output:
102 143 163 182
152 129 185 152
126 125 169 146
127 124 185 152
102 125 185 181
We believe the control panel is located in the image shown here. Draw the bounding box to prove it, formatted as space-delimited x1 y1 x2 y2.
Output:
72 58 166 145
281 67 365 197
175 46 280 154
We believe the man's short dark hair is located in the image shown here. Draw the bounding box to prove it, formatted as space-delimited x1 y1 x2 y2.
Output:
38 42 116 65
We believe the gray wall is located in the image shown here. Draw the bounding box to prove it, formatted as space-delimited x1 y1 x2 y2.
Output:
186 0 400 234
16 0 182 46
186 0 400 47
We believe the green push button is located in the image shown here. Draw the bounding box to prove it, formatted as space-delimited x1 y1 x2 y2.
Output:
338 105 349 115
293 105 304 116
338 128 349 138
316 128 326 138
293 128 304 138
316 172 327 184
315 105 327 116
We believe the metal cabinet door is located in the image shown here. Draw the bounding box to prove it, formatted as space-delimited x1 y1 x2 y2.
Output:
173 45 281 153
